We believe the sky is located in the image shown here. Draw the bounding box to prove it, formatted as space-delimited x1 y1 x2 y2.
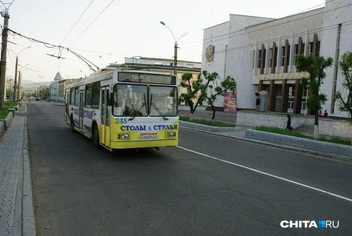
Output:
1 0 326 83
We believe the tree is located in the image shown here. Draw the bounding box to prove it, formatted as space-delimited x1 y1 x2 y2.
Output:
179 71 237 120
6 88 13 100
179 72 207 120
205 74 237 120
36 87 50 100
296 54 333 139
335 51 352 121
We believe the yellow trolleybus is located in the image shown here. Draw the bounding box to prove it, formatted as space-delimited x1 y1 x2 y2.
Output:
65 69 178 151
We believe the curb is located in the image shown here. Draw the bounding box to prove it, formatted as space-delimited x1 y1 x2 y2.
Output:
245 129 352 160
179 122 352 162
22 116 36 236
0 110 14 137
180 120 240 132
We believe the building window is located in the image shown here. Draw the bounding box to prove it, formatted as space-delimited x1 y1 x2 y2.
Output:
262 49 266 72
258 50 262 69
270 45 278 73
252 50 255 69
259 47 266 74
309 42 314 55
281 46 285 66
269 48 273 67
286 45 291 66
302 43 305 54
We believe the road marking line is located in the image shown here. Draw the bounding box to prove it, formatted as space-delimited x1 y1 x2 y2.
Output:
177 146 352 203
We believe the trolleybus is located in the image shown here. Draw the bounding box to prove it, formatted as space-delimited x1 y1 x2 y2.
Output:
65 69 178 151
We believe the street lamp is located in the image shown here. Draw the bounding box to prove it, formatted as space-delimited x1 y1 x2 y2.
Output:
160 21 187 76
17 64 29 101
13 46 31 101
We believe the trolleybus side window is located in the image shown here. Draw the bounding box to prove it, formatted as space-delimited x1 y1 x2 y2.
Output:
70 88 75 105
85 84 92 107
74 88 79 106
112 84 148 117
92 82 100 108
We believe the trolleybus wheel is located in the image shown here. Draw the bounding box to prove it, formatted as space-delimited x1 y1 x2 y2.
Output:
93 125 101 148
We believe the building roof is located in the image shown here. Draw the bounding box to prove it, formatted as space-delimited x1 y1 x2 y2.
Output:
54 72 62 81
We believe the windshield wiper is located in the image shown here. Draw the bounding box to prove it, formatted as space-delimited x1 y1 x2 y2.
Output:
150 94 168 120
128 94 146 121
152 102 168 120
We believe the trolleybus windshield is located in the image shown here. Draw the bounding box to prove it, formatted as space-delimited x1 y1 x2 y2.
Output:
112 84 177 117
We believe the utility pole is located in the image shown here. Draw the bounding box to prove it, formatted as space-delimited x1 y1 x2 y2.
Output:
173 42 177 76
12 46 30 101
17 71 21 100
0 10 9 108
12 56 18 101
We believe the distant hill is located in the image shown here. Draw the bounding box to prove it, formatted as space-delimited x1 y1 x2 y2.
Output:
21 80 52 93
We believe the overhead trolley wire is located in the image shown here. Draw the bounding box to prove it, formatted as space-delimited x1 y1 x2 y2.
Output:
60 0 94 46
8 28 100 72
69 0 115 46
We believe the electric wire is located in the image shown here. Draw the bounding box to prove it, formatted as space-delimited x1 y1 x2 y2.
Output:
59 0 94 46
7 28 100 71
69 0 115 46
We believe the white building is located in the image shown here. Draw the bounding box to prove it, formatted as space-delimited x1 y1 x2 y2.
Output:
202 0 352 118
50 72 62 101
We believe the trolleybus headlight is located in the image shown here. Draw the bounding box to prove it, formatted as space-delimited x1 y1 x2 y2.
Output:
119 133 130 139
165 131 176 137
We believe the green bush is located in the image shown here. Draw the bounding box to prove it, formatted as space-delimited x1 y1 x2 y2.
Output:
0 108 9 119
0 102 19 119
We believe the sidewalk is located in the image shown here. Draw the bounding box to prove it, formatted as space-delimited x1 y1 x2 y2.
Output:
0 104 35 236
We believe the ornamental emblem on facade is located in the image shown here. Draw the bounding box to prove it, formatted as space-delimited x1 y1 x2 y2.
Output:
206 45 215 62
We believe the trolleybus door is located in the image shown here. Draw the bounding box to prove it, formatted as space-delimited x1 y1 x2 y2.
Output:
100 87 110 146
79 91 84 130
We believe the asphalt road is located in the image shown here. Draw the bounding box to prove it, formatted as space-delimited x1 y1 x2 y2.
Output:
27 101 352 235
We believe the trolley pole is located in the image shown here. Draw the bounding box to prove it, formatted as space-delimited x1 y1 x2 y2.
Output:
0 11 9 109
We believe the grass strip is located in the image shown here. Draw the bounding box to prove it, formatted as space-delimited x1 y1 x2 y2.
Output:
255 125 351 146
180 116 235 127
0 101 19 119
